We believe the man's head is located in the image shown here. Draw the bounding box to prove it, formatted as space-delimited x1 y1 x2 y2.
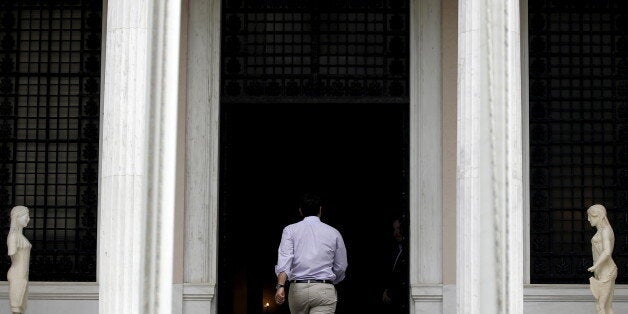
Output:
393 218 404 243
299 193 322 217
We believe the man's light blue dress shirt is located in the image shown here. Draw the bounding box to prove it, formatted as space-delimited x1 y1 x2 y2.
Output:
275 216 348 284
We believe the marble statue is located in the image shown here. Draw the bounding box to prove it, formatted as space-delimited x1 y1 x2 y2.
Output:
587 204 616 314
7 206 31 314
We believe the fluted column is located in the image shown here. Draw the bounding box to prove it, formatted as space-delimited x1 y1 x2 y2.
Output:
456 0 523 313
143 0 182 312
99 0 182 313
184 0 220 290
99 0 149 312
409 0 443 311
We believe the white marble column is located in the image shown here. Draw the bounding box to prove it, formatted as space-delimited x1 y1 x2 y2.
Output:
456 0 523 313
181 0 220 311
520 0 531 285
143 0 182 313
99 0 149 312
184 0 220 288
409 0 443 311
99 0 182 313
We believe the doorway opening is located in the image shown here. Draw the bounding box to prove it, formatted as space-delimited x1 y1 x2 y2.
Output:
218 102 409 313
218 0 410 312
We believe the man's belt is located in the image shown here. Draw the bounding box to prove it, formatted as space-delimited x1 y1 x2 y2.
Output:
291 279 333 284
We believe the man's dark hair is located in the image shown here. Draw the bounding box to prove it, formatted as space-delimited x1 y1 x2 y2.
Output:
299 193 322 217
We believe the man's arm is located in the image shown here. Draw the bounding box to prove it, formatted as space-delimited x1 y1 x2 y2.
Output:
277 272 287 287
332 232 348 284
275 272 287 305
274 227 294 278
274 226 293 305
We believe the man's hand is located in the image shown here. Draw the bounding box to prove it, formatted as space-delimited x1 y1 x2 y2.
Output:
275 287 286 305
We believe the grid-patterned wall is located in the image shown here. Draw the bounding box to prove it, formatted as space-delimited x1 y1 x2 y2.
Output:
529 0 628 283
221 0 409 101
0 0 100 281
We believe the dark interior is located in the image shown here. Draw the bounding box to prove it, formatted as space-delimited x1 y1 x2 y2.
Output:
218 102 409 313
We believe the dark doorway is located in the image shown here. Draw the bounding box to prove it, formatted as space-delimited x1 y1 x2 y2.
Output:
218 0 410 312
218 102 409 313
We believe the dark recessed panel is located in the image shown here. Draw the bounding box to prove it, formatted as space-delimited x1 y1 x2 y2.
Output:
529 0 628 284
221 0 409 102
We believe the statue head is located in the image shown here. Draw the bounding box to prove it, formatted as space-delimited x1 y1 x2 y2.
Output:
587 204 608 228
10 206 29 230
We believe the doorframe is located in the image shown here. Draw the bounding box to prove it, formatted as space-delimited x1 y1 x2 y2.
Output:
183 0 444 312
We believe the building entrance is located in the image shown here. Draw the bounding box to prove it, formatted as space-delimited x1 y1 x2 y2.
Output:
218 0 410 312
218 103 408 313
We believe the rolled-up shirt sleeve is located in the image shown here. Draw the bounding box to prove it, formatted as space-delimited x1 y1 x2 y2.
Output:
332 232 348 284
274 226 294 278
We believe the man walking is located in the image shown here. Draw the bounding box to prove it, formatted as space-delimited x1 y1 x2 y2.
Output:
274 194 348 313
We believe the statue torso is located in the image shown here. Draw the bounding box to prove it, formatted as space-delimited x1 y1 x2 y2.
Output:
7 233 31 280
591 228 617 281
